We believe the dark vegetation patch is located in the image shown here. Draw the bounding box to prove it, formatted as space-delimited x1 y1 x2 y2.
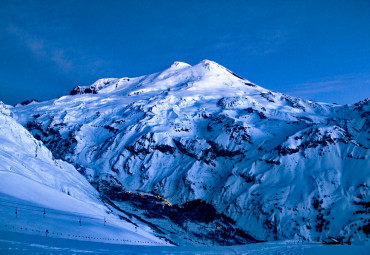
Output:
95 178 258 245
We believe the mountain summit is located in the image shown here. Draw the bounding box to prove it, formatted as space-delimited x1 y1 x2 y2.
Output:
13 60 370 243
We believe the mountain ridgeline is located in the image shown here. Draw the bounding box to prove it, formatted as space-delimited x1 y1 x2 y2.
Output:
13 60 370 243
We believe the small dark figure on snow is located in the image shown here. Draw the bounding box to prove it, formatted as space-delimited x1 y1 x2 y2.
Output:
45 229 49 237
345 236 353 245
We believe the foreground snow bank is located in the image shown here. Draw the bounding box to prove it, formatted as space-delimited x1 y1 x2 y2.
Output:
0 230 369 255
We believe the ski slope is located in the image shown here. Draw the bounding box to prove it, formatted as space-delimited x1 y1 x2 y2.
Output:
1 230 369 255
0 102 169 246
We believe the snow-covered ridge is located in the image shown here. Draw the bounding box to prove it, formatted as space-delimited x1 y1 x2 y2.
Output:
0 102 13 117
0 101 168 245
12 60 370 243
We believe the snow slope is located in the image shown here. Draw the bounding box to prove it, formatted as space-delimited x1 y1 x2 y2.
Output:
1 230 370 255
0 102 168 246
13 60 370 243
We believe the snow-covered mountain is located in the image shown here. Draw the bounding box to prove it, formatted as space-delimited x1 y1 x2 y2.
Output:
0 102 168 245
13 60 370 243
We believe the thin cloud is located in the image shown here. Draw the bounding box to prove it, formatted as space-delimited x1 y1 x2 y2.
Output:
51 49 73 71
288 80 345 95
6 24 46 57
6 23 74 72
209 28 289 57
287 75 369 94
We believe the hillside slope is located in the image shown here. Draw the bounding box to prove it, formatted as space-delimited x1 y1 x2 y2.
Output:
0 102 167 245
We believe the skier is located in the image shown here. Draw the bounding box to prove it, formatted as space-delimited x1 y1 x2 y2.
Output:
45 229 49 237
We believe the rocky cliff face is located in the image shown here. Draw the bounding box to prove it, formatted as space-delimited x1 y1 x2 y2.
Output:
13 60 370 242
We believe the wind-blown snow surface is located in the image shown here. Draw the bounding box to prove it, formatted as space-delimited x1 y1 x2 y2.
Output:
1 230 370 255
0 102 167 246
13 60 370 243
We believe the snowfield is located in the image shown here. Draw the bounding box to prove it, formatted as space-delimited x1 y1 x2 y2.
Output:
0 230 369 254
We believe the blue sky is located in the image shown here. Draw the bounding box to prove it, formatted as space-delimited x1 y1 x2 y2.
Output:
0 0 369 105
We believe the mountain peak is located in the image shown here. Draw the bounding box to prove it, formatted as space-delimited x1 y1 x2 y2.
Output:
196 59 225 70
354 97 370 107
169 61 191 69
